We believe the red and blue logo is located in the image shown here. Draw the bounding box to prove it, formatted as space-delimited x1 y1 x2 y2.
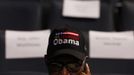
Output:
53 32 80 46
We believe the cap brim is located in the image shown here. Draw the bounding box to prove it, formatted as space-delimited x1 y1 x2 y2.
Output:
49 49 85 60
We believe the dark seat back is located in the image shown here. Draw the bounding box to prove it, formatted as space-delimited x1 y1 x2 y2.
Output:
0 0 42 30
47 0 116 31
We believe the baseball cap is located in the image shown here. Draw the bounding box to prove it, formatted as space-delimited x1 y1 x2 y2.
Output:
47 27 87 61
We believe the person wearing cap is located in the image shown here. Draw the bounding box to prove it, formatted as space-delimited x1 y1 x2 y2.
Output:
45 27 91 75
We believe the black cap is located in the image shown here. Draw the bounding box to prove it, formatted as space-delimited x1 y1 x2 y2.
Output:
47 27 87 60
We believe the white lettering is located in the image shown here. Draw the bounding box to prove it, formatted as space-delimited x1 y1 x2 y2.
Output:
59 39 62 44
75 41 79 46
53 39 58 45
53 39 79 46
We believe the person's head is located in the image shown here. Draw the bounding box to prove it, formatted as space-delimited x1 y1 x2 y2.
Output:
45 26 88 75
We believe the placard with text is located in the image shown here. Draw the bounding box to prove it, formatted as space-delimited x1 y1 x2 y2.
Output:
6 30 50 59
89 31 134 59
63 0 100 18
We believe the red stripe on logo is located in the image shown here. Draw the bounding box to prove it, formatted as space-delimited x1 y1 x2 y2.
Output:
63 32 79 36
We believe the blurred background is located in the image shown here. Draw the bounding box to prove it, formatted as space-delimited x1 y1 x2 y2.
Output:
0 0 134 75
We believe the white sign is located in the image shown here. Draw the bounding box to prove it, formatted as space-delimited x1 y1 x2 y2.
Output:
89 31 134 59
62 0 100 18
6 30 50 59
